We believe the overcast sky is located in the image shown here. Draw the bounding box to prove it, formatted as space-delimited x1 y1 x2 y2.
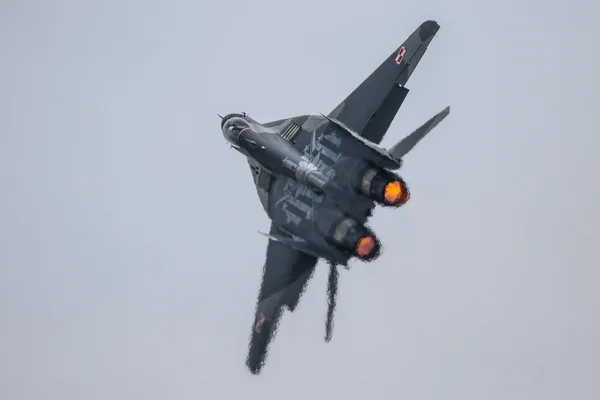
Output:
1 0 599 399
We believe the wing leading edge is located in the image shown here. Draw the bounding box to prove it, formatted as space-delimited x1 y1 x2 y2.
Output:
328 20 440 144
246 223 318 374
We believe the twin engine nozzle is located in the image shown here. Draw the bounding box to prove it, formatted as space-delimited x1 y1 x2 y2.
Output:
357 167 410 207
324 167 411 261
328 217 381 261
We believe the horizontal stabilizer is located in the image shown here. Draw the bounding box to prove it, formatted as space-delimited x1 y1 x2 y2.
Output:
389 106 450 159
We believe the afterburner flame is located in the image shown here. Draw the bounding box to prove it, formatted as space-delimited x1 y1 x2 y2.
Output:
356 235 377 258
384 180 409 206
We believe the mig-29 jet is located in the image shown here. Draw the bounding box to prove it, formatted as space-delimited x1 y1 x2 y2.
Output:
219 20 450 374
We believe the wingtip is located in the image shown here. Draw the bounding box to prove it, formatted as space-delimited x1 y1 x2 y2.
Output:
419 20 440 41
247 362 262 375
435 106 450 123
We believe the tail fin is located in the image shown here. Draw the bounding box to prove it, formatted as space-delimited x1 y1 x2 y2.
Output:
389 106 450 159
328 20 441 144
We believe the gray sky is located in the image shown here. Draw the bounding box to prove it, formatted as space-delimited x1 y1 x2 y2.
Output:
1 0 599 399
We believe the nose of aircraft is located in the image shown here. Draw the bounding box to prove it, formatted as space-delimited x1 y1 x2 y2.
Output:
220 112 250 129
220 113 250 145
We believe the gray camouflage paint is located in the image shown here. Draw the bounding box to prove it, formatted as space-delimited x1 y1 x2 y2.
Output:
4 2 598 398
220 20 451 374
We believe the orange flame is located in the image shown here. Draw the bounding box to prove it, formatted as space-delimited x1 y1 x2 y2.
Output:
384 180 408 206
356 235 376 257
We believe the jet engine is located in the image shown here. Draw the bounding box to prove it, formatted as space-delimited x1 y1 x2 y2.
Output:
357 166 410 207
328 217 381 261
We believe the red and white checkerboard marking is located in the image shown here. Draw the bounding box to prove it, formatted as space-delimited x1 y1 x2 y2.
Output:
394 47 407 64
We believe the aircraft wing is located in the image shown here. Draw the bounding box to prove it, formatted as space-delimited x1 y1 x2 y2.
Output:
246 223 317 374
328 20 440 144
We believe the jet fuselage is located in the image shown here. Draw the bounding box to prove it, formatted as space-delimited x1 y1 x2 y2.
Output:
220 113 411 265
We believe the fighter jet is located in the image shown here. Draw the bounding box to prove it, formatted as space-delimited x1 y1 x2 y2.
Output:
219 20 449 374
